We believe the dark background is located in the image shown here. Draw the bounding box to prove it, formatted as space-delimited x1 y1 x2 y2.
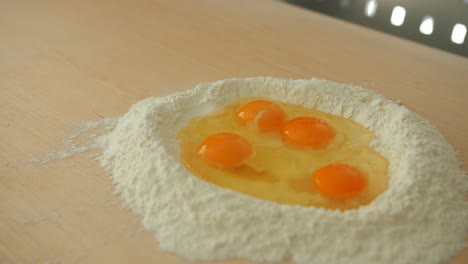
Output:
285 0 468 57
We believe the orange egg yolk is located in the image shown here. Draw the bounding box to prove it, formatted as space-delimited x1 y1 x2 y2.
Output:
237 100 285 132
312 164 368 199
197 133 252 169
281 117 335 148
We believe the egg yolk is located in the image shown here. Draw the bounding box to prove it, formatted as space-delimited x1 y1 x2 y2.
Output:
312 164 368 199
237 100 285 132
281 117 335 148
197 133 252 169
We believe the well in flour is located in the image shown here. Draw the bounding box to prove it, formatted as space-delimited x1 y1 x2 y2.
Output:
98 77 467 264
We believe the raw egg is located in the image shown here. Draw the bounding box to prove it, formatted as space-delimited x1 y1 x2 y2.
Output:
312 164 368 199
177 97 389 210
237 100 285 132
281 117 335 148
197 133 252 169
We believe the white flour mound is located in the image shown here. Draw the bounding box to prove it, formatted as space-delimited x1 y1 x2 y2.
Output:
99 77 468 264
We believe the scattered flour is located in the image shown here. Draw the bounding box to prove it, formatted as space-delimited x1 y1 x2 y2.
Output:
31 117 118 164
96 77 468 264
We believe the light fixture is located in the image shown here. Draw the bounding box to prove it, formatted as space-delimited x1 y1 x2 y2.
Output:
390 6 406 26
451 24 467 44
419 16 434 35
365 0 378 17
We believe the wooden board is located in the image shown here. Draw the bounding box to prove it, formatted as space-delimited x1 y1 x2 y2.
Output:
1 0 467 263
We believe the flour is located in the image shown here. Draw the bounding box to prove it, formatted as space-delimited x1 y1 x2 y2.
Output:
31 117 118 164
99 77 467 264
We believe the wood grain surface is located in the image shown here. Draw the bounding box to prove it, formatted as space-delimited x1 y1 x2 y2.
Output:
1 0 467 263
